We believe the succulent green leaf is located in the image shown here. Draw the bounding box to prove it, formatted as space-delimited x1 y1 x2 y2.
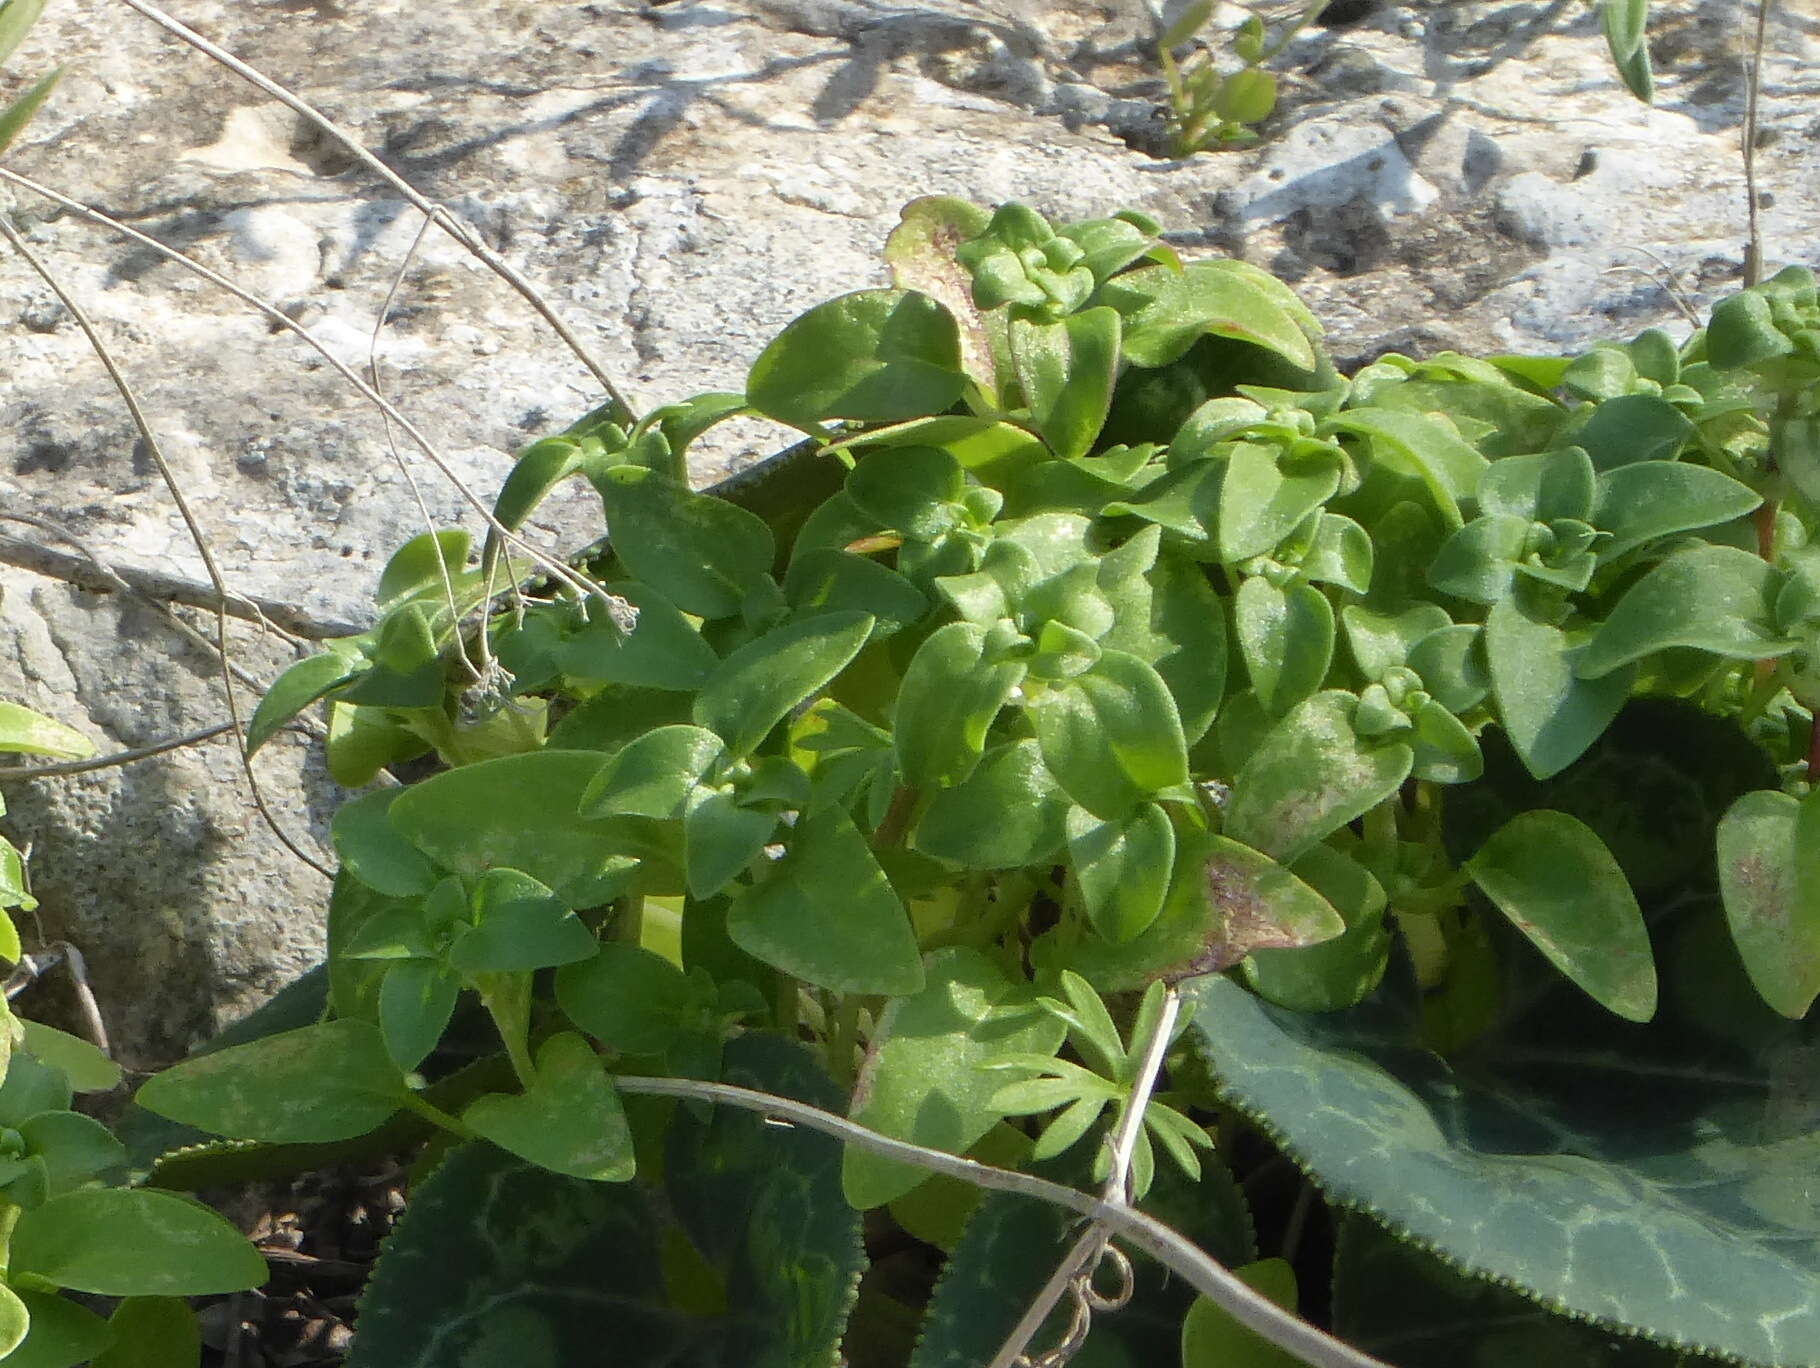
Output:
784 549 928 636
1235 577 1334 717
1562 346 1637 401
1241 842 1391 1012
1574 394 1695 472
1104 261 1318 371
11 1189 265 1296
375 529 472 610
0 1052 71 1127
1031 650 1188 819
389 751 645 905
681 786 778 898
1342 602 1450 680
0 68 59 159
843 947 1065 1209
885 196 1002 395
579 724 725 820
1224 692 1412 863
332 788 436 897
595 466 774 620
134 1019 405 1144
1426 513 1533 604
448 869 598 974
89 1297 201 1368
1067 801 1175 943
1324 408 1486 529
1599 0 1654 100
1477 446 1595 523
10 1289 110 1368
748 288 966 432
1593 461 1762 561
336 603 444 708
694 611 873 759
1580 545 1792 678
1466 810 1655 1021
1011 307 1120 461
1300 512 1374 592
17 1022 120 1093
556 942 697 1055
1181 1258 1302 1368
1716 789 1820 1019
895 621 1027 788
19 1110 125 1195
1212 66 1278 125
1411 696 1482 783
1485 598 1635 780
378 959 462 1071
1066 831 1345 992
0 0 48 65
913 739 1070 869
1056 213 1166 285
0 702 92 760
1218 441 1343 563
1707 289 1796 370
463 1032 634 1182
727 809 924 996
486 437 589 559
1100 548 1226 742
1408 624 1488 714
556 582 720 690
846 445 967 540
1160 0 1215 49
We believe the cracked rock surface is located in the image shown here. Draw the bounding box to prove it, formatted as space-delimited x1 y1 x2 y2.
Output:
0 0 1815 1046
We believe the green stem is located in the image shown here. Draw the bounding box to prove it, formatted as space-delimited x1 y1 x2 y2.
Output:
774 974 801 1038
617 894 645 946
873 784 920 849
1736 660 1787 725
828 997 864 1090
0 1200 19 1277
401 1091 478 1139
478 973 537 1089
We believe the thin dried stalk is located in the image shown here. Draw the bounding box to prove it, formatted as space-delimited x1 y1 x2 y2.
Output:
986 985 1181 1368
0 166 632 628
0 214 334 880
616 1069 1391 1368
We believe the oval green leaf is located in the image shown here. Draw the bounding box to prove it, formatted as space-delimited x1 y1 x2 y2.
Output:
1224 691 1412 863
1466 810 1655 1021
748 288 966 433
134 1019 405 1144
1716 788 1820 1019
11 1189 265 1296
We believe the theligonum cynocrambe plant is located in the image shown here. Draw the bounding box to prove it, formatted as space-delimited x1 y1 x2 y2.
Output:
123 198 1820 1365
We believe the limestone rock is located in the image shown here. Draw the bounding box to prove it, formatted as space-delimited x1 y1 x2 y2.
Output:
0 0 1813 1044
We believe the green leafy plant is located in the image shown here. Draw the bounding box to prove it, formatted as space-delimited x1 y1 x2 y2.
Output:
53 188 1820 1367
1155 0 1318 156
0 0 59 156
1156 0 1659 158
0 703 262 1367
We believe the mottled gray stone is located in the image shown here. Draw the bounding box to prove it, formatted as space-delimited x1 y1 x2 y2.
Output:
0 0 1814 1048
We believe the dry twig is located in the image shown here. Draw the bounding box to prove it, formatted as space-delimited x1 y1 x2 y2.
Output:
0 166 632 629
0 215 334 880
616 1069 1390 1368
